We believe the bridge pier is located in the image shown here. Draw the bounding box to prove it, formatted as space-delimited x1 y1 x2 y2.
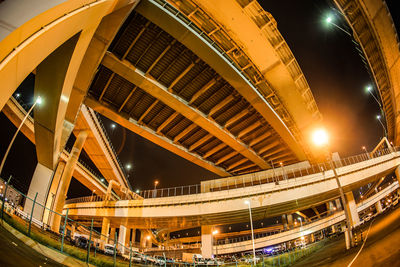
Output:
25 163 54 221
100 217 110 248
287 214 294 229
51 130 88 233
375 200 383 213
345 191 360 227
43 161 66 225
201 225 213 259
118 222 130 253
335 198 342 210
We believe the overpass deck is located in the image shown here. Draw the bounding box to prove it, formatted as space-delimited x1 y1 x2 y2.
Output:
64 148 399 228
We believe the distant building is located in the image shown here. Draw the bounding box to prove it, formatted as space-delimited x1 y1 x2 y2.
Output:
0 178 22 206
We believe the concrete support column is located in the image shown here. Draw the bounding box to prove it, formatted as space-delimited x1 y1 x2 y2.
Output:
130 228 136 244
345 191 360 227
375 201 383 213
281 214 288 230
331 224 336 233
201 225 213 259
43 161 66 225
310 233 315 243
118 225 127 253
100 217 110 248
110 228 116 244
51 130 88 232
395 167 400 185
335 198 342 210
326 201 335 215
287 214 294 229
71 224 76 239
25 163 54 221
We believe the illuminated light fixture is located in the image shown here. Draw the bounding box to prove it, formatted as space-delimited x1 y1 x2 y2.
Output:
312 128 329 147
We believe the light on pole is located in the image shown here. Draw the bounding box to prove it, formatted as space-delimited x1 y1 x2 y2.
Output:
365 85 382 108
154 180 159 190
376 115 388 138
212 229 219 258
312 128 354 249
91 189 96 199
325 16 352 36
244 200 256 264
0 96 42 176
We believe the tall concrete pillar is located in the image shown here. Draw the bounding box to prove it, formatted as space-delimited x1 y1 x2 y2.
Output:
375 201 383 213
345 191 360 227
130 228 136 244
71 224 76 239
281 214 288 230
100 217 110 248
326 201 335 215
331 225 336 233
287 214 294 229
335 198 342 210
395 167 400 184
110 228 116 244
118 224 127 253
201 225 213 259
51 130 88 232
310 233 315 243
25 163 54 221
43 161 66 225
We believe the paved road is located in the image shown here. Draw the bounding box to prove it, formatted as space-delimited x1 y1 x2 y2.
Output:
293 204 400 267
0 225 65 267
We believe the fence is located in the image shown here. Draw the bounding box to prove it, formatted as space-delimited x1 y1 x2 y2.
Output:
137 147 399 198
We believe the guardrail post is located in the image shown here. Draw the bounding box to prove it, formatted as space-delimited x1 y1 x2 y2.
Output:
28 192 38 237
60 208 69 252
86 218 93 263
1 175 12 223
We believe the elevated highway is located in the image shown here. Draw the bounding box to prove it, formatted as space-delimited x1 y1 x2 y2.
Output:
64 149 399 229
86 0 322 177
334 0 400 144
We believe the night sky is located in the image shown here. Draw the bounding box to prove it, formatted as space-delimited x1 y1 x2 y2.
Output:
0 1 399 197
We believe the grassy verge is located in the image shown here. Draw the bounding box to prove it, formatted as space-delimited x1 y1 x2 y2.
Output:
2 213 135 267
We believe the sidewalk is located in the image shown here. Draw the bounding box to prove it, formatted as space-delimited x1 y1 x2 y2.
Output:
1 220 95 267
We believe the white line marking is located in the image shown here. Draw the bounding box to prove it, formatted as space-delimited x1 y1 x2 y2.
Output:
11 241 18 246
347 219 374 267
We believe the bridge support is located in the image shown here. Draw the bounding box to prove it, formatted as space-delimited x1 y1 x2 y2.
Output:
118 222 129 253
395 167 400 185
25 163 54 221
375 201 383 213
101 217 110 248
281 214 288 230
345 191 360 227
335 198 342 210
326 201 335 215
43 161 66 225
201 225 213 259
51 130 88 232
110 228 116 244
287 214 294 229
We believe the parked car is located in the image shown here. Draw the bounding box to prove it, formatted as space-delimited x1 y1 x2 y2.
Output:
104 244 115 255
74 236 88 248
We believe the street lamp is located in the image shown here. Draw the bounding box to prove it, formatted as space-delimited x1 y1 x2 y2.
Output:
126 164 132 171
0 96 42 176
154 180 159 190
325 15 352 36
365 85 382 108
311 128 354 249
212 229 219 258
244 200 256 264
91 189 96 199
376 115 388 137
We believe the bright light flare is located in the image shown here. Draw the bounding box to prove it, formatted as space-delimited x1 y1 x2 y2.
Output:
312 129 329 147
36 96 42 105
146 235 151 240
376 115 381 120
212 230 219 235
244 200 250 205
326 16 332 23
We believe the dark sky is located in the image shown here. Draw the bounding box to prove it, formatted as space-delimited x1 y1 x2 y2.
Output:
0 1 399 196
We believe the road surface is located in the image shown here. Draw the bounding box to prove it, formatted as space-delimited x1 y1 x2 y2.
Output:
0 225 65 267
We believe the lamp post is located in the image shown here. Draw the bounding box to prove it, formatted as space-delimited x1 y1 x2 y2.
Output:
312 129 354 249
366 85 382 109
244 200 256 264
212 229 218 258
376 115 388 138
154 180 159 190
91 189 96 200
325 16 352 36
0 96 42 177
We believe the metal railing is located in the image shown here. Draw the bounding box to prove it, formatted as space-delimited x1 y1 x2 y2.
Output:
137 147 399 199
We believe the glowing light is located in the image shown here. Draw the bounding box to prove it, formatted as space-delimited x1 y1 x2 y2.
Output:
36 96 42 105
111 124 116 129
126 164 132 170
326 16 332 23
212 230 219 235
136 189 140 194
377 115 381 120
146 235 151 240
366 85 373 92
154 180 159 186
15 93 20 98
244 200 250 205
312 129 329 146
